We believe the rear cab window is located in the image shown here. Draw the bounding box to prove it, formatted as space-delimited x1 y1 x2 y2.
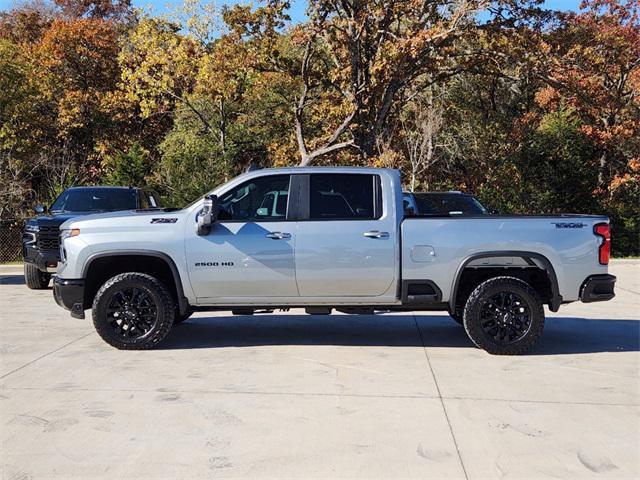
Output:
309 174 381 220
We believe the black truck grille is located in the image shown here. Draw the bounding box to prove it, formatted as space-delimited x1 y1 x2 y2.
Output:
37 226 60 251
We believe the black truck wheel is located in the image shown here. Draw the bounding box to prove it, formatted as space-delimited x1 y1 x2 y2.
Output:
24 263 51 289
463 276 545 355
92 272 175 350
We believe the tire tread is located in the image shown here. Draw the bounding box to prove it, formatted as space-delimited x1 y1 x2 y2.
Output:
24 263 50 289
463 276 545 355
92 272 174 350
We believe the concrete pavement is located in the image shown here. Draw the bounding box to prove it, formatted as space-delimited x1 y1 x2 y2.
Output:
1 261 638 479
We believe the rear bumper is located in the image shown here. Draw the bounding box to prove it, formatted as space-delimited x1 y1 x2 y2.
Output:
53 277 86 319
580 274 616 303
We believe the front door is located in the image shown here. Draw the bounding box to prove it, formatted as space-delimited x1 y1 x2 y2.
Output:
185 174 298 301
294 173 398 298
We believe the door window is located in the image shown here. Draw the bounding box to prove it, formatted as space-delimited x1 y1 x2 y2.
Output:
217 175 291 222
309 174 379 220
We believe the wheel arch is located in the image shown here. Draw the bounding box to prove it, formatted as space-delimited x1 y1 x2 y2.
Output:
82 250 189 314
450 251 562 312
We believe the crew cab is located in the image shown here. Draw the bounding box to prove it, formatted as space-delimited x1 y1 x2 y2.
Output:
23 186 161 289
53 168 616 354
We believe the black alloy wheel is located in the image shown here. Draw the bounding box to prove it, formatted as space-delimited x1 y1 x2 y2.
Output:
479 291 532 344
106 287 158 340
463 276 545 355
92 272 175 350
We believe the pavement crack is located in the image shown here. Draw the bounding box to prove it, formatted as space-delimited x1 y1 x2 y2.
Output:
616 286 640 296
412 314 469 480
0 332 93 379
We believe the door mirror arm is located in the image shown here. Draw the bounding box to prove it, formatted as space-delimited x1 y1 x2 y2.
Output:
196 194 218 236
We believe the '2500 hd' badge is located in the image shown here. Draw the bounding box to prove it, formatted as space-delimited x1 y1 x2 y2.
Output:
195 262 234 267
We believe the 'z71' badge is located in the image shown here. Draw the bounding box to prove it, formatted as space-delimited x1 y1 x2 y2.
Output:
151 218 178 224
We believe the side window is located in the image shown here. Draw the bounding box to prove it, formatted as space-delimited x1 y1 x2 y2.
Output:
218 175 291 222
309 174 378 220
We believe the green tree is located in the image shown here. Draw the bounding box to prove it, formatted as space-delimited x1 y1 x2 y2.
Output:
155 102 232 207
103 143 150 186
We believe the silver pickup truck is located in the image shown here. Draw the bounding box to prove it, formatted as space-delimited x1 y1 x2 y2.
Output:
53 167 616 354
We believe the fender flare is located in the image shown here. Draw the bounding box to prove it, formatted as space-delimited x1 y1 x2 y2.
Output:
83 250 190 314
449 251 562 312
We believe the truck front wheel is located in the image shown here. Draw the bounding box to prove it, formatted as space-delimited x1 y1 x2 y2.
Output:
463 276 545 355
92 272 175 350
24 263 51 289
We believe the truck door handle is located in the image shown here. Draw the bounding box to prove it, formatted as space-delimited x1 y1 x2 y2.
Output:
363 230 389 238
265 232 291 240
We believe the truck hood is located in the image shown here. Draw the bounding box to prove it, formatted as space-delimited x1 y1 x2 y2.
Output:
33 213 80 229
60 208 184 230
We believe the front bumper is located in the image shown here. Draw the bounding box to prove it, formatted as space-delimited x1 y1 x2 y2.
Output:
23 241 59 273
580 274 616 303
53 277 86 319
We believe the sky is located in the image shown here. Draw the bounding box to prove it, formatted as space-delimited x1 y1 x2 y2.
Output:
0 0 584 19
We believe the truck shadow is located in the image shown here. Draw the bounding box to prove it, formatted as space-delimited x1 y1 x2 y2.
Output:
160 314 640 355
0 275 25 285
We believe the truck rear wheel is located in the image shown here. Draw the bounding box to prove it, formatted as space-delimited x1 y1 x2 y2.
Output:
92 272 175 350
463 276 544 355
24 263 51 289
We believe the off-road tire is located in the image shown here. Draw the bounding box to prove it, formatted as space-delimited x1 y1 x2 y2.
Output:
24 263 51 289
174 310 193 324
92 272 175 350
463 276 545 355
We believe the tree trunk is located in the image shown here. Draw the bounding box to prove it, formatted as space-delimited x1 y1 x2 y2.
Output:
598 150 608 187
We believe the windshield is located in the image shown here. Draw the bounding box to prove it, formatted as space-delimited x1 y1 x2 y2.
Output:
412 194 488 215
50 188 138 213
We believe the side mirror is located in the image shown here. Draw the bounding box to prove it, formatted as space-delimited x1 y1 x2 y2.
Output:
196 195 218 236
34 204 46 215
489 208 500 215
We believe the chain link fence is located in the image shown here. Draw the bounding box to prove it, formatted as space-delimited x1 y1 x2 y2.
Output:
0 219 25 263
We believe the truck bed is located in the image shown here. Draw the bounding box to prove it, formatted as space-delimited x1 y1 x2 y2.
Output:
400 215 609 303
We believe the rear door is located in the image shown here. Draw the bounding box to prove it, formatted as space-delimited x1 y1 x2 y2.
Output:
294 173 397 298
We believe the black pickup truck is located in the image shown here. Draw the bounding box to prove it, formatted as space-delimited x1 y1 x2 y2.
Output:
23 186 161 289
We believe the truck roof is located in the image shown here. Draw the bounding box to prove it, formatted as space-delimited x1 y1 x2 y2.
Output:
244 166 398 175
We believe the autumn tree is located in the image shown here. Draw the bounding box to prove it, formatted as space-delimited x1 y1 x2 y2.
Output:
0 1 55 44
34 18 120 186
399 83 449 191
53 0 132 20
288 0 546 165
536 0 640 186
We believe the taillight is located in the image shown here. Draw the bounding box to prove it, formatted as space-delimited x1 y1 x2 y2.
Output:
594 223 610 265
